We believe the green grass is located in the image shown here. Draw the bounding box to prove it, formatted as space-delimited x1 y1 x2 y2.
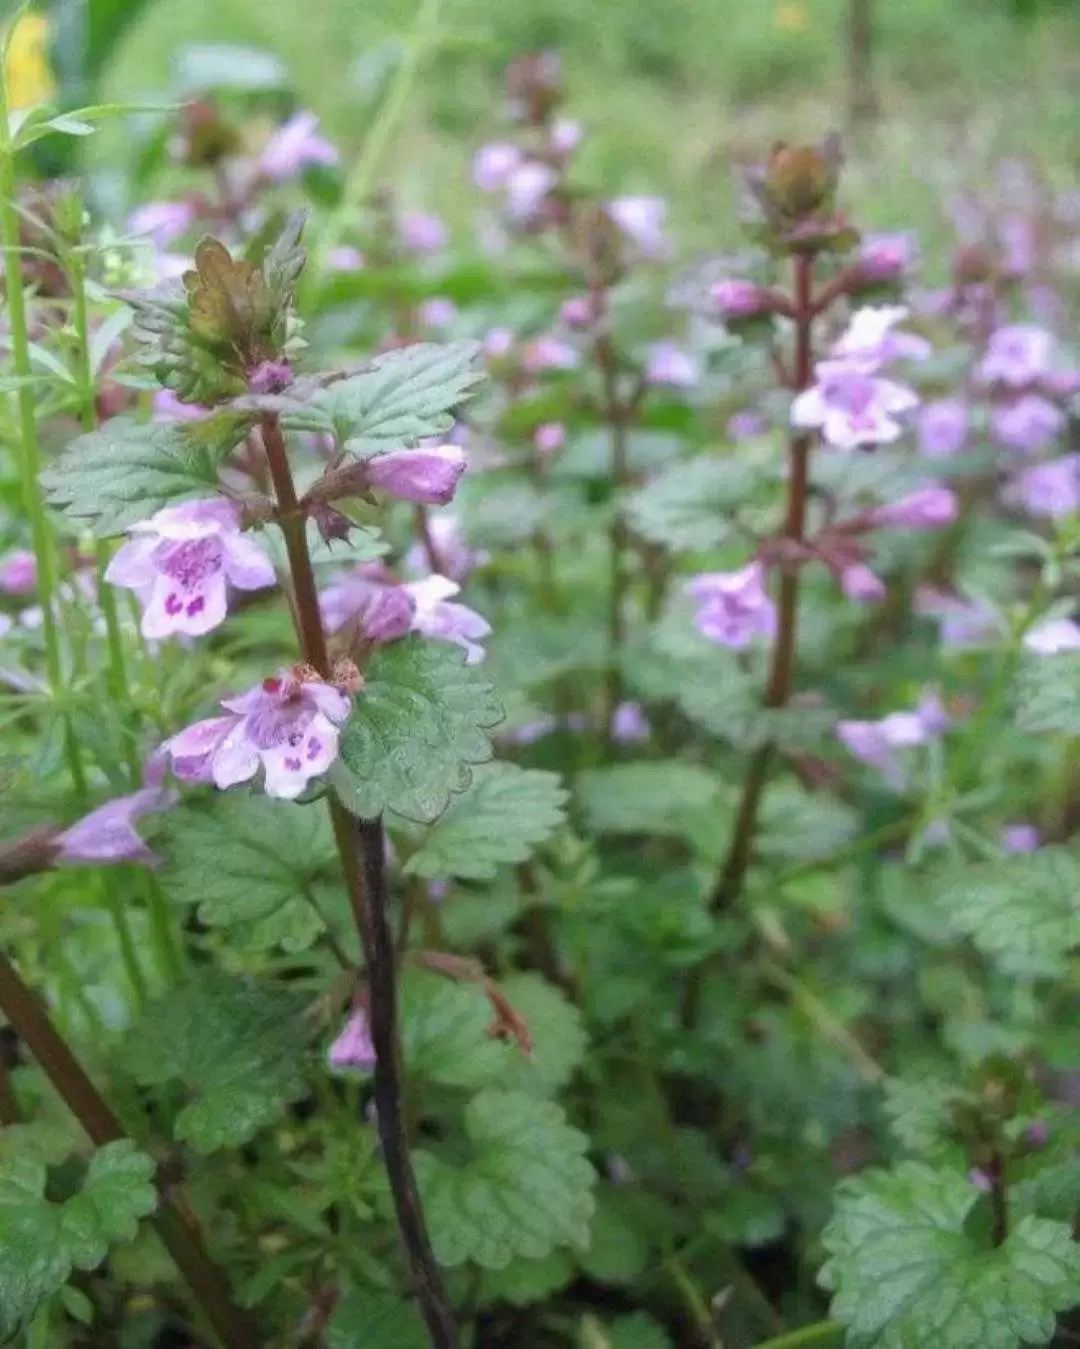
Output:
98 0 1080 252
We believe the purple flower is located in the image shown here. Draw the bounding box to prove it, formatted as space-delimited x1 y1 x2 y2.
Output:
841 564 886 603
484 327 515 361
319 567 416 640
260 111 339 181
328 1007 376 1072
686 562 776 650
399 212 447 254
1002 824 1040 854
105 499 275 640
711 279 765 321
608 196 669 258
727 410 767 440
403 575 491 664
611 701 650 743
991 395 1064 454
0 549 36 596
57 780 176 866
550 118 581 155
1024 618 1080 655
871 486 958 531
128 201 196 247
419 297 457 330
365 444 467 506
829 305 931 369
248 361 292 394
1045 369 1080 399
152 389 207 422
165 670 352 799
1027 1118 1050 1148
968 1168 993 1193
918 400 969 458
327 247 364 272
473 141 522 191
560 295 594 329
837 694 948 788
1010 455 1080 518
405 514 487 582
916 588 997 647
978 324 1054 387
522 335 578 373
645 342 698 387
534 423 566 454
858 232 916 283
505 161 557 219
998 216 1036 278
791 366 918 449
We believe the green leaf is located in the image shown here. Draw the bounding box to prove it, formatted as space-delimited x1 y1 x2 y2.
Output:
494 974 587 1097
936 848 1080 977
627 454 763 551
293 341 483 456
159 795 339 952
403 763 568 880
414 1092 596 1268
821 1162 1080 1349
40 414 250 535
1016 652 1080 734
124 973 311 1153
328 1286 428 1349
882 1078 965 1163
579 1188 650 1286
331 638 503 823
399 970 506 1090
576 762 720 838
0 1141 157 1337
481 1250 575 1306
582 1313 674 1349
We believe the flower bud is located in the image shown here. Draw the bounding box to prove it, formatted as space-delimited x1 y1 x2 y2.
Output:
857 232 915 284
711 279 767 321
762 137 842 224
365 445 468 506
328 1008 376 1073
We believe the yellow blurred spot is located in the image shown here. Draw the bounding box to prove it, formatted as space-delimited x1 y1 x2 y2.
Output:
4 13 54 112
775 2 809 32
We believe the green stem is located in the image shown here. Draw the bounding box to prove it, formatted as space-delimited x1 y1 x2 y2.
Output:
103 880 149 1010
0 89 85 795
752 1321 843 1349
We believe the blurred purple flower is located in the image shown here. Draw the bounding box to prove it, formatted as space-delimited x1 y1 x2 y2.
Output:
399 212 447 254
711 279 766 321
841 564 886 603
978 324 1054 387
165 670 352 799
991 394 1064 453
968 1168 993 1193
0 549 36 596
1024 618 1080 654
505 161 557 219
105 498 275 640
365 445 467 506
858 232 916 283
1028 1118 1050 1148
829 305 931 369
522 335 578 373
1002 824 1040 854
419 297 458 329
319 567 416 640
918 399 969 458
727 410 767 440
608 196 669 258
560 295 594 329
998 216 1036 277
328 1007 376 1072
916 587 998 648
152 389 207 422
871 486 958 531
837 694 948 788
791 366 918 449
473 140 522 191
1010 454 1080 518
611 701 650 742
405 514 488 582
550 118 581 155
404 575 491 664
484 327 515 361
57 780 176 867
645 342 698 387
686 562 776 649
128 200 196 247
260 112 339 181
248 360 292 394
327 247 364 272
534 422 566 454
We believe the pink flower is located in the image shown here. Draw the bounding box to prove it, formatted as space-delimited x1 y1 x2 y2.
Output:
711 279 766 321
1002 824 1040 854
645 342 698 387
484 327 515 361
791 366 918 449
841 564 886 603
727 410 767 440
918 400 968 457
550 118 581 155
837 694 948 788
327 247 364 272
522 335 578 373
505 161 557 219
399 212 447 254
248 361 292 394
560 296 594 329
259 111 339 181
871 486 958 531
419 298 457 329
404 575 491 664
611 701 650 742
473 141 522 191
534 423 566 454
829 305 931 370
405 514 488 582
998 216 1036 277
686 563 776 649
1010 455 1080 518
105 498 275 640
991 395 1064 454
165 670 352 799
365 445 467 506
608 196 669 258
328 1007 376 1072
57 778 176 866
915 588 997 647
978 325 1054 387
0 549 36 596
858 233 916 283
1024 618 1080 655
319 566 416 639
153 389 207 422
128 201 195 247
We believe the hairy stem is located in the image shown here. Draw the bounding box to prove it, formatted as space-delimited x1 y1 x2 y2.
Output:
260 416 459 1349
988 1152 1008 1247
709 252 815 913
0 950 256 1346
0 110 85 795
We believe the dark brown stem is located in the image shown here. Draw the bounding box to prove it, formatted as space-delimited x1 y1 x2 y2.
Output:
0 951 256 1346
988 1152 1008 1247
260 416 459 1349
595 316 630 737
709 253 816 915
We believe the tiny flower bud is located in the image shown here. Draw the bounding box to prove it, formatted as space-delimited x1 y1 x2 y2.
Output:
365 445 468 506
711 279 767 321
328 1008 376 1073
841 564 886 603
871 487 958 531
763 138 841 224
534 423 566 454
248 360 293 394
560 295 594 329
857 232 915 284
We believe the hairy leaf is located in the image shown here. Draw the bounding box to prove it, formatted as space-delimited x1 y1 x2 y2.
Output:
1016 652 1080 735
328 1286 428 1349
627 454 763 551
576 762 720 837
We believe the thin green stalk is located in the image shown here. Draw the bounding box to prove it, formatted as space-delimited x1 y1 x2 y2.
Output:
0 86 85 795
102 879 149 1009
752 1321 843 1349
